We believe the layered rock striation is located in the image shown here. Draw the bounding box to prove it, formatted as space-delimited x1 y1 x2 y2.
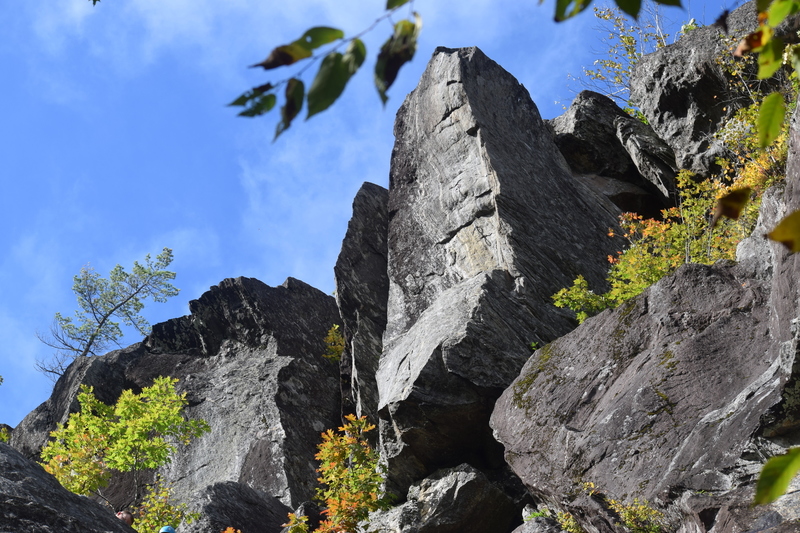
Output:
0 443 135 533
9 277 340 531
377 46 625 496
8 17 800 532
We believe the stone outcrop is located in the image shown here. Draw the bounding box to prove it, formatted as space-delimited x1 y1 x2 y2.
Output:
11 18 800 532
366 464 518 533
10 276 342 523
630 3 759 176
334 182 390 427
378 46 625 496
549 90 676 216
0 443 134 533
491 98 800 533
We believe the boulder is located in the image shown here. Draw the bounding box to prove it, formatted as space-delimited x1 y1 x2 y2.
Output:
549 91 641 182
0 443 134 533
334 182 390 427
549 90 676 216
366 464 518 533
180 481 291 533
629 2 759 175
10 276 342 523
378 46 625 495
491 98 800 533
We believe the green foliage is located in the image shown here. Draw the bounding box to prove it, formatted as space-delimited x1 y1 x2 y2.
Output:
554 82 792 324
556 511 585 533
759 92 788 147
234 0 689 138
524 507 552 520
607 497 664 533
0 427 9 444
231 3 421 139
322 324 345 362
755 448 800 504
283 513 310 533
553 170 766 323
375 13 422 105
40 376 210 500
579 482 663 533
37 248 179 380
552 275 616 324
736 0 800 147
286 415 391 533
133 476 199 533
582 6 668 111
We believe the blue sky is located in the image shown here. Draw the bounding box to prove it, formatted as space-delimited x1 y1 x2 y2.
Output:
0 0 727 428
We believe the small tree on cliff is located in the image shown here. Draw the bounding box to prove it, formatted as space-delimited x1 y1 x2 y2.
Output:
40 376 209 526
37 248 179 380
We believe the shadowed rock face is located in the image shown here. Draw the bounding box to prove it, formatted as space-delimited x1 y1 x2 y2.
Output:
334 182 390 427
11 276 342 520
549 90 677 217
367 464 518 533
378 46 625 495
0 443 134 533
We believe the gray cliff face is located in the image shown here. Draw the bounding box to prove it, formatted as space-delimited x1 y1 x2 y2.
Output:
10 24 800 533
334 182 389 427
386 47 623 340
378 46 625 495
10 276 341 529
491 98 800 533
0 443 134 533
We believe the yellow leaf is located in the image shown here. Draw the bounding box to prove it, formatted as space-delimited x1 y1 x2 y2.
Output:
712 188 752 227
768 210 800 253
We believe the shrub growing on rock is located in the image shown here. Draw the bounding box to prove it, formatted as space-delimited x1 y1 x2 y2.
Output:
284 414 391 533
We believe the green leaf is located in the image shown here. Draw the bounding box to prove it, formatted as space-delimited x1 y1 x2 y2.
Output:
387 0 411 8
250 42 312 70
238 93 277 117
375 13 422 104
758 92 786 148
768 0 800 26
768 210 800 253
555 0 593 21
758 0 776 14
229 83 274 108
307 40 366 119
651 0 681 6
755 448 800 504
275 78 305 140
758 36 784 79
616 0 642 18
295 26 344 51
